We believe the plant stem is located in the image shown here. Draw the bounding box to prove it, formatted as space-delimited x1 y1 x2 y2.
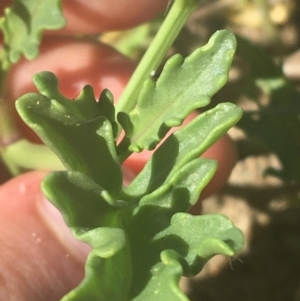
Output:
115 0 200 116
1 139 64 175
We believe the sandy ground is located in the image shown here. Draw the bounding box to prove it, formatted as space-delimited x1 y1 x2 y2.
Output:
184 132 300 301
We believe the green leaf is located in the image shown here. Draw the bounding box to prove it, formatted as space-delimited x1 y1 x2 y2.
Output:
127 212 244 300
42 155 241 301
43 170 132 301
155 213 244 275
118 30 236 154
42 171 127 230
138 158 217 212
115 0 211 117
125 102 243 198
63 226 130 301
16 72 122 193
62 241 131 301
98 89 119 139
0 0 65 69
131 252 187 301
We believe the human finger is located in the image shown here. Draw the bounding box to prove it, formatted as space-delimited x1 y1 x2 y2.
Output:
0 171 89 300
57 0 170 34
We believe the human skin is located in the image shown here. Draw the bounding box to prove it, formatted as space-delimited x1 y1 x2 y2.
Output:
0 0 237 299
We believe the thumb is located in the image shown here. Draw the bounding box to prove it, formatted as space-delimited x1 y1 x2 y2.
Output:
0 171 89 301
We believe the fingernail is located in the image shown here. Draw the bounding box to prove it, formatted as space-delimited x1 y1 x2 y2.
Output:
37 197 91 263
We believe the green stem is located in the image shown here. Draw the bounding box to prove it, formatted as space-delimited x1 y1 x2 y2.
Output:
115 0 200 116
1 139 64 175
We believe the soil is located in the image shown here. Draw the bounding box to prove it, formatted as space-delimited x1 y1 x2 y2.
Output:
185 145 300 301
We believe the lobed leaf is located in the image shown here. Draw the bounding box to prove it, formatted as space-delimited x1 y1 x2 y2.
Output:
56 177 244 301
42 171 127 230
126 212 244 300
16 72 122 194
137 158 217 212
125 102 243 198
155 213 244 275
43 171 131 301
61 228 131 301
118 30 236 154
131 252 187 301
0 0 65 69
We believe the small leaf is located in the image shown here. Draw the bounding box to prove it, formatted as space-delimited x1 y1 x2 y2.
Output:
126 212 244 299
42 171 126 230
16 72 122 193
98 89 118 138
118 30 236 153
138 158 217 212
131 252 187 301
75 227 126 257
154 213 244 276
62 229 131 301
0 0 65 68
43 171 132 301
34 73 118 134
125 102 242 198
